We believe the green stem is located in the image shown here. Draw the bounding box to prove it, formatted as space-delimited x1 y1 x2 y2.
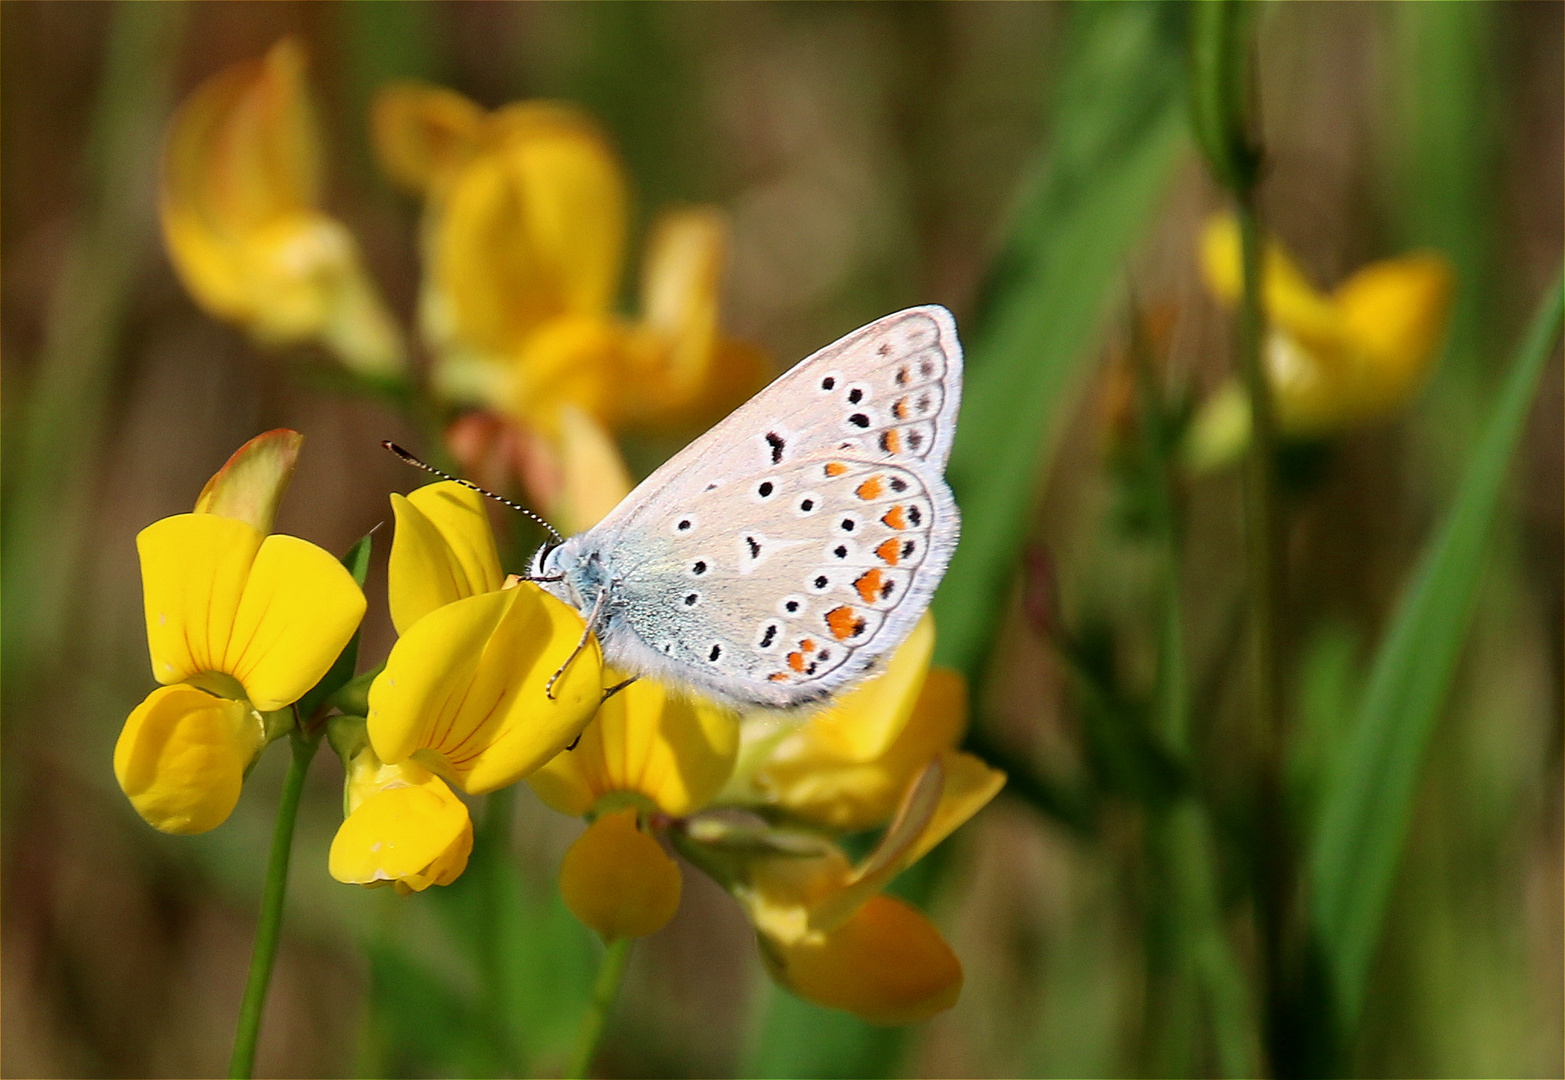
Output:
478 786 520 1074
229 732 318 1079
568 937 632 1080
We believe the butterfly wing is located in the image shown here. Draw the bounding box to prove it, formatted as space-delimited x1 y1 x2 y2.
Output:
582 305 963 708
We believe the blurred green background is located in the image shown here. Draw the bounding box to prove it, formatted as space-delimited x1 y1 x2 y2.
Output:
1 2 1560 1077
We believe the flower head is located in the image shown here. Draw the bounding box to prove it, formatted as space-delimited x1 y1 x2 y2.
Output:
366 481 604 795
161 39 405 377
115 430 367 833
372 82 764 525
1186 214 1455 469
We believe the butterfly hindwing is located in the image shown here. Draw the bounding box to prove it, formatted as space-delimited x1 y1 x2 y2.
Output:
599 451 956 706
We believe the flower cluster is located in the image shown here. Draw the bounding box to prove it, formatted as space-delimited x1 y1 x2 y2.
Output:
128 39 1002 1028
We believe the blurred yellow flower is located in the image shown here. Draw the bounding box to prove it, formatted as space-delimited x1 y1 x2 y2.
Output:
1187 214 1455 469
529 675 739 937
695 750 1004 1025
367 482 604 795
161 39 406 377
115 430 367 834
372 82 765 447
329 738 473 895
660 615 1004 1023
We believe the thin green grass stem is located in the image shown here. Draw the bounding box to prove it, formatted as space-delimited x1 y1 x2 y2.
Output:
569 937 632 1080
229 732 319 1079
478 786 520 1074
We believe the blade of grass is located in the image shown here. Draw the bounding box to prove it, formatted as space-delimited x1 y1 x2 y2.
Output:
1308 268 1563 1034
933 0 1188 679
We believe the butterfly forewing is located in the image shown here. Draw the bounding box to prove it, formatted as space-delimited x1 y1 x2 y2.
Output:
571 305 963 709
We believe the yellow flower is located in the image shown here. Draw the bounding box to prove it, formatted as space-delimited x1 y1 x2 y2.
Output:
1187 214 1455 469
115 430 367 834
366 481 604 795
371 82 764 439
672 615 1003 1023
161 39 406 377
528 676 739 938
691 750 1004 1025
329 737 473 895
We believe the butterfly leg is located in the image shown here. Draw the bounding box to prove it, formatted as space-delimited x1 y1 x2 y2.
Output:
601 676 638 703
546 587 606 700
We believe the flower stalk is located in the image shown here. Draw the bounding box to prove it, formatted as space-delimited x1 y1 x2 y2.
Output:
1191 2 1291 1072
568 936 633 1080
229 730 319 1079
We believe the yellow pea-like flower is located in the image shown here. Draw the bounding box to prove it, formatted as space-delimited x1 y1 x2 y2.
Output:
367 481 604 795
115 431 367 834
721 752 1004 1025
1187 214 1455 469
329 745 473 895
529 673 738 939
161 39 406 377
373 81 763 444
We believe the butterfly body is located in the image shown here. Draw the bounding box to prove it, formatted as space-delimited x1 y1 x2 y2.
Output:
536 305 963 710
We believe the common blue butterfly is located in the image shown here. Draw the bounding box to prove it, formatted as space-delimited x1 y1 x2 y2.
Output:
531 305 962 710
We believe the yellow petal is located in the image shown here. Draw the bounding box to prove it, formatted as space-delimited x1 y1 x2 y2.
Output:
1333 251 1454 418
114 685 264 834
161 39 319 320
761 893 962 1025
799 613 936 764
329 769 473 892
528 673 738 817
139 514 266 689
1199 214 1342 352
755 666 969 831
559 808 682 939
387 481 504 634
223 534 367 712
812 751 1005 933
550 406 635 535
507 314 628 431
367 584 603 793
372 81 487 196
621 208 725 415
193 428 303 533
430 106 626 357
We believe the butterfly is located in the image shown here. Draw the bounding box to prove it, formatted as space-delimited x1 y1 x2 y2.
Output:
521 305 963 711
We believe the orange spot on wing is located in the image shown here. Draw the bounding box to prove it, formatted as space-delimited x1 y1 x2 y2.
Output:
800 638 817 652
854 569 884 602
882 429 902 454
826 606 857 640
787 651 807 672
824 462 848 477
876 539 902 565
855 477 884 501
893 398 909 420
882 506 908 530
769 672 790 683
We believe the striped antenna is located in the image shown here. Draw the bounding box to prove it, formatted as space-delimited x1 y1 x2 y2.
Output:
381 441 565 545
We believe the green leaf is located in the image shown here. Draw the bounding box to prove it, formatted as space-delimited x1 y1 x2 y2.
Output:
933 0 1188 679
294 533 374 723
1308 269 1563 1034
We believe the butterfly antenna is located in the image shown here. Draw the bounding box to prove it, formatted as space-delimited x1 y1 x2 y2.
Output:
382 441 564 545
